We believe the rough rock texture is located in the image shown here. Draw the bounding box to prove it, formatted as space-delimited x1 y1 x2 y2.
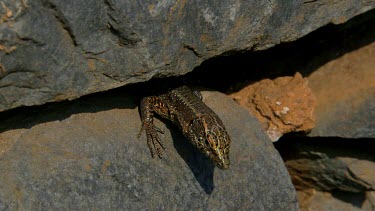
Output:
1 0 375 112
308 41 375 138
0 90 298 210
297 189 375 211
275 137 375 193
275 136 375 210
231 73 316 141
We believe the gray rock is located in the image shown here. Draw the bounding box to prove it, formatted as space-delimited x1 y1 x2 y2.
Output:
297 190 374 211
276 137 375 193
1 0 374 111
0 90 298 210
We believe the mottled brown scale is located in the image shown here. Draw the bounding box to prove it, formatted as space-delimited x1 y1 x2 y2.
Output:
138 86 231 169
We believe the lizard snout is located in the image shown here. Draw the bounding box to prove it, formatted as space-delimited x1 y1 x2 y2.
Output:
211 149 230 170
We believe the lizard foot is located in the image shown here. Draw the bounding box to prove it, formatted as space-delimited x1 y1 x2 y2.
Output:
138 123 165 158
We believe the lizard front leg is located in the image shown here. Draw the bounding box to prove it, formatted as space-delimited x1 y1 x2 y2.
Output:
138 96 166 158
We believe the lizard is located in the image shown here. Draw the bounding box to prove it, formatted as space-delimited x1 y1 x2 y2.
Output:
138 86 231 170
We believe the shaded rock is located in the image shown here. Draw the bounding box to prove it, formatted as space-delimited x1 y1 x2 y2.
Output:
231 73 316 141
1 0 374 111
308 41 375 138
0 90 297 210
297 189 374 211
275 137 375 193
363 191 375 211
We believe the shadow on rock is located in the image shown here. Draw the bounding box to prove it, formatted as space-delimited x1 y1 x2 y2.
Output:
331 190 367 208
275 136 375 193
0 87 138 133
185 9 375 93
275 136 375 162
166 122 215 194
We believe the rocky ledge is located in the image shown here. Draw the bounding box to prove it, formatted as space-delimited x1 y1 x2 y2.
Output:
1 0 374 111
0 90 298 210
1 1 375 210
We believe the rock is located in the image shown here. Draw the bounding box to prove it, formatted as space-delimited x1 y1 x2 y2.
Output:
275 137 375 193
1 0 374 112
231 73 316 141
363 192 375 210
0 90 298 210
297 189 375 211
308 41 375 138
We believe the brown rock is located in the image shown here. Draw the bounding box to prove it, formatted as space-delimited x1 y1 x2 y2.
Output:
308 41 375 138
363 191 375 211
297 189 374 211
231 72 316 141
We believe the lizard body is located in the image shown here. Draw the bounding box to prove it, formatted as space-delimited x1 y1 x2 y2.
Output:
138 86 231 169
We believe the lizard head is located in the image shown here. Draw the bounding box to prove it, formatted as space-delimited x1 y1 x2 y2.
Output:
188 115 231 170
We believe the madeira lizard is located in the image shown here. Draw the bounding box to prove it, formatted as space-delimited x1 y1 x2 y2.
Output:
138 86 231 169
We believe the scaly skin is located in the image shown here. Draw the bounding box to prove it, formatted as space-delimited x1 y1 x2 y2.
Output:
138 86 231 169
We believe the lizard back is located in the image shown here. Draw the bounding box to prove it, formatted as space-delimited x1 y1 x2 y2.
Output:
139 85 231 169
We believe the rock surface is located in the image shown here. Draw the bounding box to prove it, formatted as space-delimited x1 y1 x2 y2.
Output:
1 0 375 111
297 189 375 211
231 73 316 141
275 135 375 209
275 137 375 193
308 41 375 138
0 90 298 210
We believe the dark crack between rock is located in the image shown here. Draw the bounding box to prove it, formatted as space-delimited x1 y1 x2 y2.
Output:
183 44 203 58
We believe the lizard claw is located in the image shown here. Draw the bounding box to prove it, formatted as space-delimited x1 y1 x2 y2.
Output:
154 126 165 134
139 122 165 159
138 124 164 138
137 124 145 139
